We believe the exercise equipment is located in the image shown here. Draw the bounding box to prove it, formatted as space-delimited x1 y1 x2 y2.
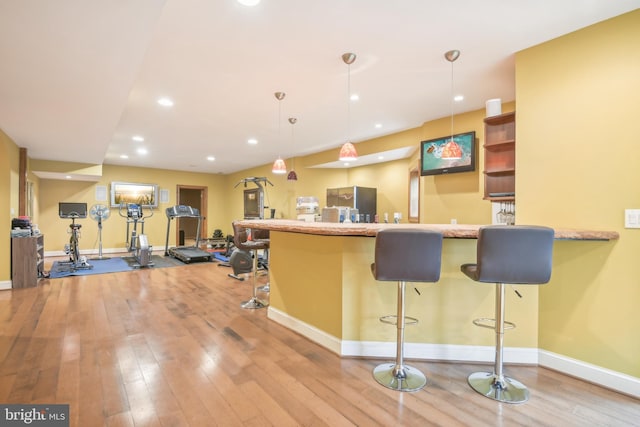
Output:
119 203 154 268
58 202 93 271
89 204 111 260
227 249 252 280
234 176 274 219
164 205 212 263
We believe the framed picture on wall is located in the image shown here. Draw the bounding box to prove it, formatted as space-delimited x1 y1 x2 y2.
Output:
110 182 158 207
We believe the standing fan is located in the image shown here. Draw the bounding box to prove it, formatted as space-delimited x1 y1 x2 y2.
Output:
89 204 111 259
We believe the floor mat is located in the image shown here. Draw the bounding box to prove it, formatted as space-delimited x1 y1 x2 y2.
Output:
49 255 186 278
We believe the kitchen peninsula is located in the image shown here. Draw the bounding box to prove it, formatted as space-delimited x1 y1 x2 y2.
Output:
237 219 619 365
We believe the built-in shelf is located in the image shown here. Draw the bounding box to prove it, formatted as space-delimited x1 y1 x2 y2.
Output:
484 112 515 201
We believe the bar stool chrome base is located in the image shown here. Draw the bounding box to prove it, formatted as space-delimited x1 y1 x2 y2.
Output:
373 363 426 392
240 296 268 309
468 371 529 403
257 284 270 292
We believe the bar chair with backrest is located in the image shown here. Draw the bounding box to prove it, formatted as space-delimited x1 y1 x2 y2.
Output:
461 225 554 403
371 228 443 392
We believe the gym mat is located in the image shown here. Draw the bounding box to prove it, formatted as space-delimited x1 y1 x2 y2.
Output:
213 253 229 262
50 257 131 278
49 255 186 279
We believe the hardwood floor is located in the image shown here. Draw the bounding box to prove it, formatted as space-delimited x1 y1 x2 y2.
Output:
1 258 639 426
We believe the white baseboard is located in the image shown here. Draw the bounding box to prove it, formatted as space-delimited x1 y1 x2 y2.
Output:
539 350 640 398
0 280 12 291
267 307 343 355
267 308 639 398
341 340 539 364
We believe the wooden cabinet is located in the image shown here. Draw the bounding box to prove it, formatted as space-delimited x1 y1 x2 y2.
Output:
483 111 515 201
11 234 44 288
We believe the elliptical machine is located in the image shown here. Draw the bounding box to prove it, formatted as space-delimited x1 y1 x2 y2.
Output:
119 203 154 268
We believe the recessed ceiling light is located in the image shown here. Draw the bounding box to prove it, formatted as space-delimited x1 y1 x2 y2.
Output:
132 135 144 142
120 154 129 159
157 97 174 107
65 175 72 179
375 123 382 129
207 156 215 161
378 155 385 160
237 0 260 6
454 95 464 102
350 94 359 101
247 138 258 145
137 148 148 155
343 162 350 166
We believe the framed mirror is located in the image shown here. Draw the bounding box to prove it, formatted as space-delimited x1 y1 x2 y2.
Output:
408 166 420 223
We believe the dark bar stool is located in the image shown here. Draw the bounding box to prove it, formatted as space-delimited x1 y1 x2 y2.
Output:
252 228 270 292
461 225 554 403
232 221 269 309
371 228 443 392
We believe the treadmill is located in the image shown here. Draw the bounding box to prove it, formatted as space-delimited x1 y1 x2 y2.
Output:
164 205 212 263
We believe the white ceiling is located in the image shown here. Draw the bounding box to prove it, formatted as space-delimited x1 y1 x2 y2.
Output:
1 1 638 176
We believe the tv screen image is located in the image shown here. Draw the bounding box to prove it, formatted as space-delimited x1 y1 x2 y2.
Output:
420 131 476 176
58 202 88 218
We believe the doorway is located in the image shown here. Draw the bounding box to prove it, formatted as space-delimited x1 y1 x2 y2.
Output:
176 185 208 246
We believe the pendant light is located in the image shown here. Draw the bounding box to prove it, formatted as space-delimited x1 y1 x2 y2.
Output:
441 49 462 160
339 52 358 162
287 117 298 181
272 91 287 174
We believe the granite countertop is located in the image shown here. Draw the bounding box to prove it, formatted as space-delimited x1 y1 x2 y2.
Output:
236 219 620 241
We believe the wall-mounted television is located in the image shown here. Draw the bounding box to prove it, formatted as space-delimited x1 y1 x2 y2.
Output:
110 181 158 208
420 131 476 176
59 202 87 218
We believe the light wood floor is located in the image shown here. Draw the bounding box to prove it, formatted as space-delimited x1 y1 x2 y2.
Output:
1 258 639 426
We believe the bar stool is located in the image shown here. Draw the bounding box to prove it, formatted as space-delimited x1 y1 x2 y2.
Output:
252 228 270 292
232 221 269 309
461 225 554 403
371 228 443 392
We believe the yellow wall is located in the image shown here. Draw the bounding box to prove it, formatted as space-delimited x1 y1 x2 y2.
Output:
37 164 228 255
0 129 20 283
517 10 640 376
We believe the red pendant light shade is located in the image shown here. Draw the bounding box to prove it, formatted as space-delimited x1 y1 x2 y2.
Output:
339 142 358 161
272 158 286 174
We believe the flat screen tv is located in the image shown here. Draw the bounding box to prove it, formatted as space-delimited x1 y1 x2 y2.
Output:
59 202 87 218
420 131 476 176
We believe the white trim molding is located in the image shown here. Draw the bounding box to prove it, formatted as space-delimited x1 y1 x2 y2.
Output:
539 350 640 399
267 308 640 398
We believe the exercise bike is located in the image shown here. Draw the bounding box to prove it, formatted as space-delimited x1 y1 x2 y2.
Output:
58 202 92 271
119 203 154 268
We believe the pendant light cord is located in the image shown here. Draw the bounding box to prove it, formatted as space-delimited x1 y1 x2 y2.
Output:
347 62 351 143
450 58 454 142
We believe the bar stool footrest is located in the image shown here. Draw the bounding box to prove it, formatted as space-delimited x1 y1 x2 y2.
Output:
379 315 418 326
472 317 515 330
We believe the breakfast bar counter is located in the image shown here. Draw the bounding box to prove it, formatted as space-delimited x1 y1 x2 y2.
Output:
236 219 619 363
236 219 619 240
